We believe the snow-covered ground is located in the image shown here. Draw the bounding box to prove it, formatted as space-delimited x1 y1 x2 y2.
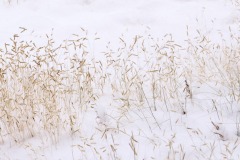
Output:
0 0 240 159
0 0 238 44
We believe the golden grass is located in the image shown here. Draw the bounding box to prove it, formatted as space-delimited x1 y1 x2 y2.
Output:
0 25 239 159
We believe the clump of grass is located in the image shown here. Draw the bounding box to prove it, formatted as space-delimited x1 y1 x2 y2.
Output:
0 29 104 144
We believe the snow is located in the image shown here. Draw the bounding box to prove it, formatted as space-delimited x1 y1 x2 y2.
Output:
0 0 237 44
0 0 240 159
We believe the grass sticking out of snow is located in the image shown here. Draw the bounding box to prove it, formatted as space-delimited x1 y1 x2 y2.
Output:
0 26 240 159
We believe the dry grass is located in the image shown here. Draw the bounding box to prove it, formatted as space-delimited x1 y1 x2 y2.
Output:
0 24 239 159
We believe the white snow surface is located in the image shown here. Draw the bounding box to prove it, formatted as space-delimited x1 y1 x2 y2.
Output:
0 0 240 160
0 0 238 44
